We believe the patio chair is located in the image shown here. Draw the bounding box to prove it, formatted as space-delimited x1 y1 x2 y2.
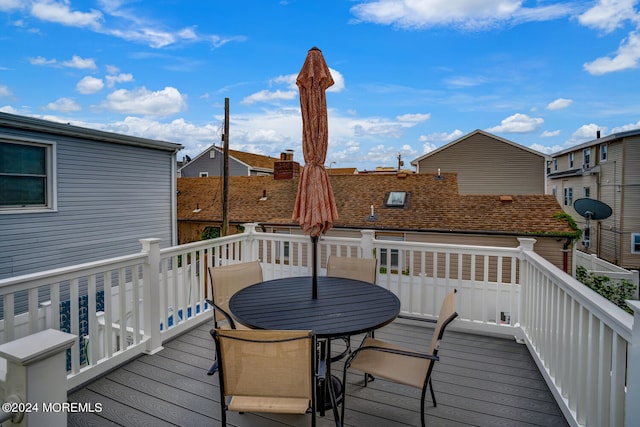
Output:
211 328 317 427
326 256 377 361
207 260 263 329
341 289 458 427
206 260 263 375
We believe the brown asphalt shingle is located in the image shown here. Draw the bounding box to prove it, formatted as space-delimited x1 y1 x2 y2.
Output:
177 173 577 236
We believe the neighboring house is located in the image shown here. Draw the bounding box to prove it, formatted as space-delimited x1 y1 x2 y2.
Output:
0 112 183 279
178 145 282 177
547 129 640 270
411 130 549 195
177 168 579 272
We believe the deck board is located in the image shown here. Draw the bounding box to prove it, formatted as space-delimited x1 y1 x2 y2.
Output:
68 320 569 427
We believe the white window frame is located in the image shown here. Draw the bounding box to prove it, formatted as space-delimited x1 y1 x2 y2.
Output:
632 233 640 254
583 148 591 168
0 137 57 214
569 152 574 168
583 187 590 198
600 144 608 162
199 172 208 177
564 187 573 206
553 158 558 171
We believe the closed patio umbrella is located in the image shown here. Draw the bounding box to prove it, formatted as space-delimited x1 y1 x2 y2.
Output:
293 47 338 299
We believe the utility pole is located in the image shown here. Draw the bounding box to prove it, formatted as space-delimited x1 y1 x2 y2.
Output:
222 98 230 236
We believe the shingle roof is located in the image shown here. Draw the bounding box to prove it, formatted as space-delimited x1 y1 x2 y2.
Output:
227 148 279 170
177 174 577 236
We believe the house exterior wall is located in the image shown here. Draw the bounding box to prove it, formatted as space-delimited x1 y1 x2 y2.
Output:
414 132 546 195
622 136 640 268
0 126 178 279
547 131 640 270
179 148 250 177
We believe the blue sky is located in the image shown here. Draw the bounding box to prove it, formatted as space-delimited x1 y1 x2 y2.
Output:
1 1 639 171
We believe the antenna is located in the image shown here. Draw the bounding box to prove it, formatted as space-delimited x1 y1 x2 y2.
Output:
573 198 612 248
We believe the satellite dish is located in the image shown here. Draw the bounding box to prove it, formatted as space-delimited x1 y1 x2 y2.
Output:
574 198 612 220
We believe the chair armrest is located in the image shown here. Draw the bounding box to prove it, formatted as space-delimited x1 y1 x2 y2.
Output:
346 344 439 365
206 299 237 329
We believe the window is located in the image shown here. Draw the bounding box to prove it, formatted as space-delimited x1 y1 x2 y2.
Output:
583 187 590 198
385 191 407 207
1 140 55 212
377 234 404 272
552 186 557 197
600 144 608 162
632 234 640 254
274 230 290 263
553 158 558 171
199 172 208 177
546 160 551 175
564 187 573 206
583 148 591 168
569 152 574 168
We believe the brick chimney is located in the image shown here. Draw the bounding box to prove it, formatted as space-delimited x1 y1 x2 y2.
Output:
274 150 300 180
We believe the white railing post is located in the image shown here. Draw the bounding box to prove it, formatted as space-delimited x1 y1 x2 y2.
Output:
140 238 163 354
360 229 375 258
625 300 640 426
241 223 259 261
516 238 536 341
0 329 76 427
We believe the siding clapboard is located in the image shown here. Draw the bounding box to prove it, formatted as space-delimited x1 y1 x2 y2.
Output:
0 128 176 279
415 132 546 195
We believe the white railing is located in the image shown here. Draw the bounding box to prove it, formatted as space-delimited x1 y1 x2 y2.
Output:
574 250 639 291
0 225 638 426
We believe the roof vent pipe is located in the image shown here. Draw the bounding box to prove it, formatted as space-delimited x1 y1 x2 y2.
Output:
597 130 601 138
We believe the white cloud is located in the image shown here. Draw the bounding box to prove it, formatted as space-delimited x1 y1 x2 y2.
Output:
0 85 12 97
541 129 561 137
418 129 464 154
76 76 104 94
106 73 134 88
29 56 57 66
241 89 297 105
101 86 187 117
44 97 81 112
486 113 544 133
611 120 640 133
397 113 431 123
62 55 97 70
350 0 573 31
584 31 640 74
547 98 573 110
578 0 638 34
0 0 22 12
529 143 563 154
30 0 103 29
566 124 604 146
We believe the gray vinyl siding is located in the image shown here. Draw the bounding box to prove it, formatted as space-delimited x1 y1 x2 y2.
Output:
0 130 176 279
415 133 546 195
621 137 640 268
179 149 250 177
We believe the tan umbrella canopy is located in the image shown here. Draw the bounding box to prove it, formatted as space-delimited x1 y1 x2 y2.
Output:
292 47 338 298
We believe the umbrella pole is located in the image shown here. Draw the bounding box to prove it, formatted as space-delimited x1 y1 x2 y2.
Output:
312 235 318 299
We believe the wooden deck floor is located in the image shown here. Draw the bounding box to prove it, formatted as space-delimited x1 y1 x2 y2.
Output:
68 320 569 427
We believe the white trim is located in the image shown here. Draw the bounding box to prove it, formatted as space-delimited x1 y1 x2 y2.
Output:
0 136 58 214
632 233 640 254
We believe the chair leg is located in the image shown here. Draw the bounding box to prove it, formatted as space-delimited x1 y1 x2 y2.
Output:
429 378 437 407
207 360 218 375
